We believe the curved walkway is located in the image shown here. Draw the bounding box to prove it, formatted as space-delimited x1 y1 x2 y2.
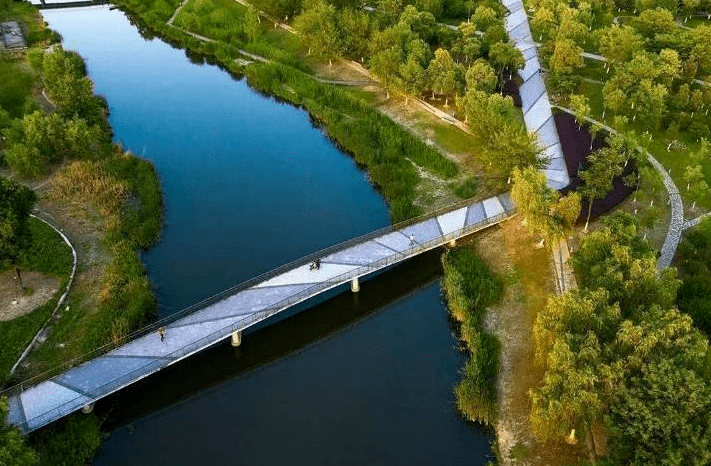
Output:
9 212 78 377
553 106 684 269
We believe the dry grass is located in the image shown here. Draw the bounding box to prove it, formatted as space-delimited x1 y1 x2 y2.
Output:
49 160 128 223
473 218 585 466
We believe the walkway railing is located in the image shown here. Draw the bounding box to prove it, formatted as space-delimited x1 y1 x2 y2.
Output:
2 195 515 408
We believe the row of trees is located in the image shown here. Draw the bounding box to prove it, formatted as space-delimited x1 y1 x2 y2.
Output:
292 0 534 181
528 212 711 465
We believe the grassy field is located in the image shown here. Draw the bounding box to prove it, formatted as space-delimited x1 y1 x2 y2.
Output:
0 218 73 383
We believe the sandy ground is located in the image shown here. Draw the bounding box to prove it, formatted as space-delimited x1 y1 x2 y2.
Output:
0 270 59 321
474 219 585 466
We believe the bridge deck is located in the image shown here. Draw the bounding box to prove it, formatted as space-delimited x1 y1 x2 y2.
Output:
5 194 515 433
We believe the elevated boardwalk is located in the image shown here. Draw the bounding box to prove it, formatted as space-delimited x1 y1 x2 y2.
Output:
30 0 109 10
501 0 570 190
5 194 516 434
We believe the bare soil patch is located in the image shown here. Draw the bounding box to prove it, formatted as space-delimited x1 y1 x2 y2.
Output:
474 218 584 466
0 270 59 321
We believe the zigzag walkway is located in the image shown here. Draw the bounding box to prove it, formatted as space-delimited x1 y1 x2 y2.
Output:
501 0 570 190
5 194 516 434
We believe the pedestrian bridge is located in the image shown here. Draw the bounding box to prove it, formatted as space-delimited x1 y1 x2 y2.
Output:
4 193 516 434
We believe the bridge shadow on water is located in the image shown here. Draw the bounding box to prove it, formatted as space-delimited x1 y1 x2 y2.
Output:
94 248 449 430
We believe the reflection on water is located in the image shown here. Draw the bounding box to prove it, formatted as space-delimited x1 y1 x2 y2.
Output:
42 6 493 465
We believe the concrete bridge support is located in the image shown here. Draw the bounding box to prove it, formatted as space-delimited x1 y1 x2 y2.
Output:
81 402 94 414
231 330 242 347
448 239 456 248
351 277 360 292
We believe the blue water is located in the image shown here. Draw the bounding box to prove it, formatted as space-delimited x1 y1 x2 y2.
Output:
44 6 389 313
43 6 493 465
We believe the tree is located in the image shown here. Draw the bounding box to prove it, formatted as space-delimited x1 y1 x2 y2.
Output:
596 25 643 68
549 38 583 75
690 25 711 77
571 212 680 316
608 358 711 466
633 7 676 40
488 42 525 81
427 48 457 105
531 6 557 41
511 166 581 248
0 177 37 268
579 145 624 231
294 0 343 64
470 5 497 30
531 288 621 448
339 8 371 60
0 398 37 466
41 48 102 124
685 164 708 209
465 59 497 93
458 91 542 179
569 94 590 129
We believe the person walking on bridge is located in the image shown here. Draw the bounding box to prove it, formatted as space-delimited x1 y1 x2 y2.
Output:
159 326 166 342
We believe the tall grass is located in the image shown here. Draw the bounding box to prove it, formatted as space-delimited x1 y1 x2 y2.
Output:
442 247 502 426
23 154 162 374
246 62 458 220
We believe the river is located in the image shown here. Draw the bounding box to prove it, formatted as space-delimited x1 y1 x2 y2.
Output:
42 6 493 465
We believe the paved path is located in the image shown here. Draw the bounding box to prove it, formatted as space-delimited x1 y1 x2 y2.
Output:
501 0 570 190
553 106 684 269
8 213 78 377
5 194 516 434
683 212 711 230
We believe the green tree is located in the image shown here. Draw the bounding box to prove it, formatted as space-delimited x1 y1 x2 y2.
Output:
596 25 643 68
531 288 621 449
488 42 525 82
549 38 583 75
0 398 37 466
339 8 371 61
294 0 343 64
511 166 581 248
465 59 497 93
684 164 708 209
0 177 36 268
571 212 680 316
690 25 711 77
608 358 711 466
427 48 457 105
579 145 624 231
569 94 590 129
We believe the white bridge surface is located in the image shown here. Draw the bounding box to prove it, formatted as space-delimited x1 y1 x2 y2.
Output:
5 193 516 434
502 0 570 190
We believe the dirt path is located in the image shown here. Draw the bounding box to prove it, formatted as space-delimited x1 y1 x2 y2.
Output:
0 270 59 322
475 219 584 466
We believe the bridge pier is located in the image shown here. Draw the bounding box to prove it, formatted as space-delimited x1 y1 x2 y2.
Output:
231 330 242 347
81 402 94 414
351 277 360 293
448 239 456 248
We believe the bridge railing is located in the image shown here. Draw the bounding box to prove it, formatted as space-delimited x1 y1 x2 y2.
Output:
4 196 515 430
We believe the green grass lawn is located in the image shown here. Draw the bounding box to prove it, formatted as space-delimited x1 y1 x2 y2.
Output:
574 79 711 212
0 218 73 384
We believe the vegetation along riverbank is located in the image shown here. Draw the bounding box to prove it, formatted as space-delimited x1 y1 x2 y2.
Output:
1 0 162 463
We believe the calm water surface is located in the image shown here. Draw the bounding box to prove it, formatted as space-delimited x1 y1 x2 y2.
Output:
42 6 493 464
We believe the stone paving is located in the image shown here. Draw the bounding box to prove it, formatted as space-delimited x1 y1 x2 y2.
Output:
501 0 570 190
5 194 516 434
